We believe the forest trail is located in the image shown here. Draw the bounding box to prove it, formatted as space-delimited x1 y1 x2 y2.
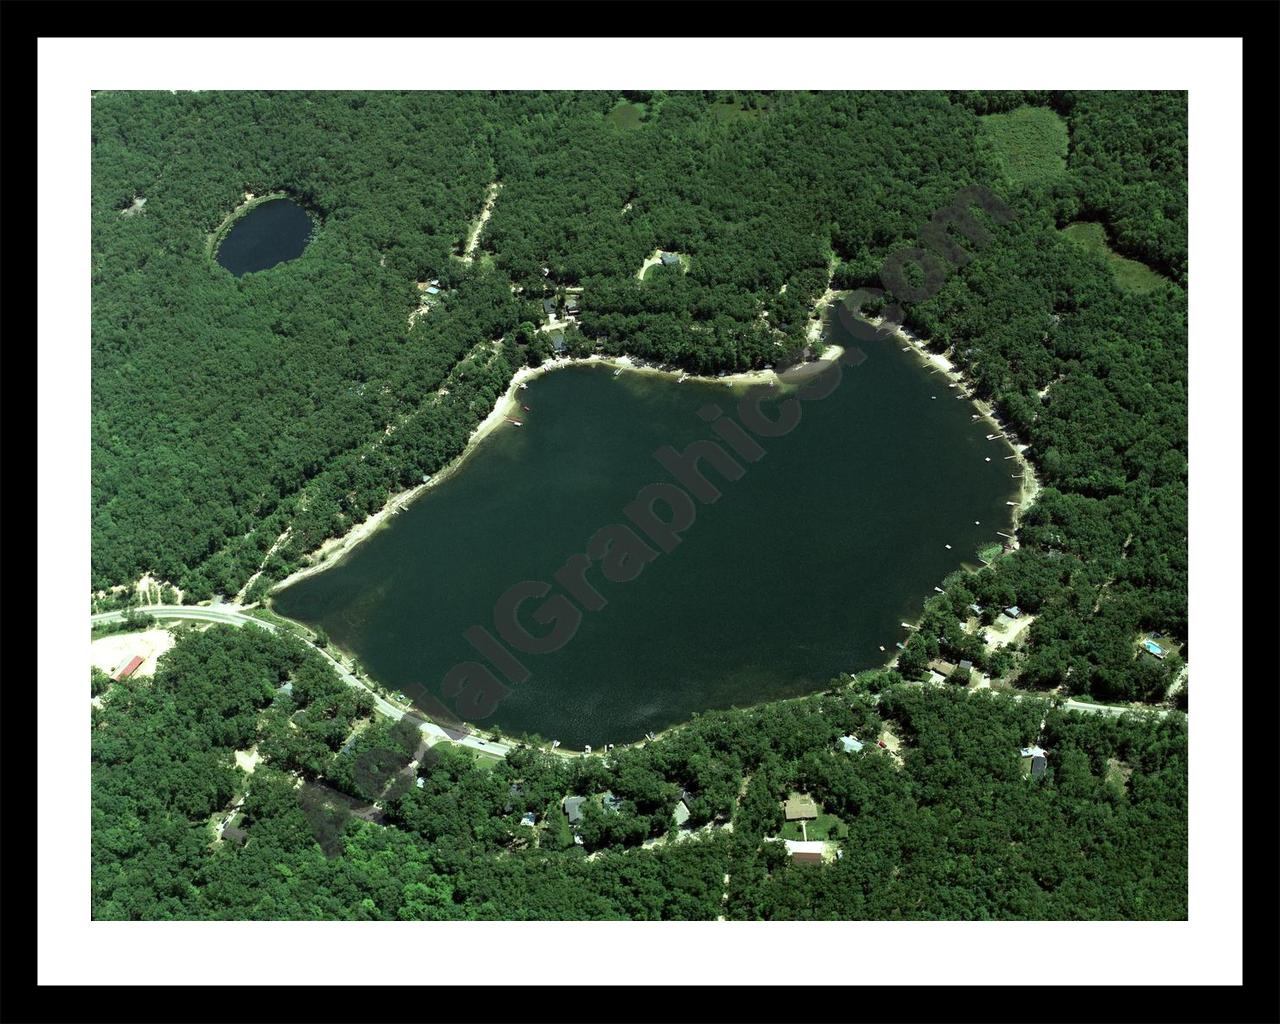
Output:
460 181 501 262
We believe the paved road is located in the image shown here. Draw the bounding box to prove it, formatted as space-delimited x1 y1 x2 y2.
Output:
1061 697 1172 719
91 605 515 756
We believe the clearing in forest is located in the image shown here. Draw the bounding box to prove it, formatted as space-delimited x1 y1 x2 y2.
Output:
1059 221 1168 293
979 106 1068 187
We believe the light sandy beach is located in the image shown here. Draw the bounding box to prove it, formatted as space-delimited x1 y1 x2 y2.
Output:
861 314 1044 664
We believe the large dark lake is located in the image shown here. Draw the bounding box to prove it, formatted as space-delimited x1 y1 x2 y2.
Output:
273 317 1020 746
215 197 314 276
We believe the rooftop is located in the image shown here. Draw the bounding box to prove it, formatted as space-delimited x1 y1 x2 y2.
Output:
783 793 818 820
562 795 586 825
673 800 691 826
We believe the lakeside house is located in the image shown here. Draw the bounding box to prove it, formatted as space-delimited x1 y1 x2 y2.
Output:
837 735 864 753
928 659 958 677
542 298 558 316
783 793 818 821
562 795 586 826
550 332 567 355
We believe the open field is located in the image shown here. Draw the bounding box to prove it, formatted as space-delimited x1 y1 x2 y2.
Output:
1060 221 1169 293
979 106 1068 187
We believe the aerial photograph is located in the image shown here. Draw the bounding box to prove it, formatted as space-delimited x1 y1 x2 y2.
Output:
88 89 1189 923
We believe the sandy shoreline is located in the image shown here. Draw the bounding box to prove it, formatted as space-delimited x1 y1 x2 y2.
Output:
868 315 1044 669
271 349 837 595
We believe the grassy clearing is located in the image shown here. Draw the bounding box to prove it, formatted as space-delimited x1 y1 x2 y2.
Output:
1060 222 1168 293
606 100 648 129
709 99 767 123
978 543 1004 564
781 810 847 842
979 106 1068 187
467 747 506 769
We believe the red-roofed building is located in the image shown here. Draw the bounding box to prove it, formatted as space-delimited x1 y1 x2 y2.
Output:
114 655 144 681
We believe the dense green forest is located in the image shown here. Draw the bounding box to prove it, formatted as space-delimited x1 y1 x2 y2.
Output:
92 626 1186 920
91 90 1187 917
91 89 1186 706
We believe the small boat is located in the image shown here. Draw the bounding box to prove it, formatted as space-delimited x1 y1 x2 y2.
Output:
506 417 523 427
945 544 952 549
985 457 991 462
613 368 623 377
518 382 528 390
522 404 531 411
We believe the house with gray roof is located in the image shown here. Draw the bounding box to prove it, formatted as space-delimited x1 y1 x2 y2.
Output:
562 795 586 825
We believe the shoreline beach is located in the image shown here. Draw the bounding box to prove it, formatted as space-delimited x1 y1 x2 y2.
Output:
865 314 1044 670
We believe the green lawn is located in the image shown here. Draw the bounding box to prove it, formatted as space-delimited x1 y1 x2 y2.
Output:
781 811 847 842
551 800 575 849
466 747 506 769
979 106 1068 187
1060 222 1168 293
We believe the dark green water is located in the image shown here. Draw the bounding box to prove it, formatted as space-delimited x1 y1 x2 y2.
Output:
215 197 314 276
273 321 1020 746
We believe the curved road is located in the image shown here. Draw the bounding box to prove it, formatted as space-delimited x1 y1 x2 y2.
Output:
91 604 515 757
